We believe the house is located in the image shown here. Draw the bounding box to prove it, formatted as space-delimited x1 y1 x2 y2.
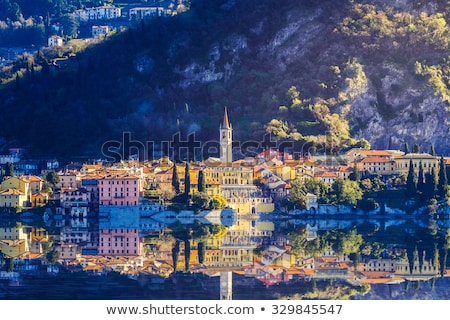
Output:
60 187 91 208
56 171 81 189
55 242 79 260
98 228 142 256
0 239 26 258
92 25 110 38
256 149 290 163
315 171 337 185
358 156 396 176
0 188 28 208
1 176 31 197
31 192 49 207
99 174 142 206
336 165 354 180
395 153 438 175
21 175 44 193
129 7 171 20
74 5 121 21
48 35 63 47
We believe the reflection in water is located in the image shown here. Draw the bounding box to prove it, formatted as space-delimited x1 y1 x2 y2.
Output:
1 208 450 299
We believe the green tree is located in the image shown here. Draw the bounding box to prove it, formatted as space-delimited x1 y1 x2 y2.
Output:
198 242 205 264
412 144 421 153
424 168 437 200
45 170 60 186
430 143 436 156
172 164 180 194
417 161 425 194
60 13 79 38
211 195 227 209
184 239 191 271
197 170 205 192
406 159 417 198
46 250 60 264
288 225 308 257
438 156 448 199
6 257 14 272
184 162 190 197
332 178 363 206
288 178 307 209
172 240 180 272
404 142 409 154
5 162 14 177
350 162 360 182
191 192 211 211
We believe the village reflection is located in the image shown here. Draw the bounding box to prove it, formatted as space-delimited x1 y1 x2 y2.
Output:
2 210 450 299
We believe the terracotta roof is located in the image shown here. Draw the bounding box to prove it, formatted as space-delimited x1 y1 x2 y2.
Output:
0 188 25 195
360 157 393 163
316 171 337 178
360 150 392 157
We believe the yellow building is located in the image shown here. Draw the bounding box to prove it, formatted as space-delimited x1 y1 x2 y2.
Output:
31 192 49 207
0 176 31 205
0 239 26 258
0 225 31 251
203 165 273 214
394 153 438 175
20 175 44 194
0 188 28 208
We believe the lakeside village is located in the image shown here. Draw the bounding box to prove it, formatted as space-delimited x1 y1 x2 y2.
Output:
1 109 450 293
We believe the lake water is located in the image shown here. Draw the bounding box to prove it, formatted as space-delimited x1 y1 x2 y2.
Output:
2 210 450 300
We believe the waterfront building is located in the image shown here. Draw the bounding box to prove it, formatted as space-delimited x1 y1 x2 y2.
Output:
99 174 142 206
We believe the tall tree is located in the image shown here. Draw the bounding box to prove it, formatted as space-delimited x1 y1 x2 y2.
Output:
5 162 14 177
404 142 409 154
184 239 191 272
412 144 420 153
424 168 437 200
197 170 205 192
198 242 205 264
438 156 448 199
430 143 436 156
172 163 180 194
406 159 417 198
184 162 190 197
172 240 180 272
417 161 425 194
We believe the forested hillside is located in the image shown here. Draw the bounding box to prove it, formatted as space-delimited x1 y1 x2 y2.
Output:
1 0 450 159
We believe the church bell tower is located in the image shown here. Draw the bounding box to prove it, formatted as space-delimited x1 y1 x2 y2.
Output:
220 107 233 165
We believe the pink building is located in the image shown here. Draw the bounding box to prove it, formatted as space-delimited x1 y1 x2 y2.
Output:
99 228 141 256
99 174 141 206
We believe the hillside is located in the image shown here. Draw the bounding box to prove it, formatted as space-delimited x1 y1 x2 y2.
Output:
1 0 450 159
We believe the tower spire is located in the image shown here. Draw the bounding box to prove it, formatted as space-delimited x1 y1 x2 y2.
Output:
222 107 231 129
220 107 233 165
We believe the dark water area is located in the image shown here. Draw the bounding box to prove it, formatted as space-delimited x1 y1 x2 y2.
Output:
3 211 450 300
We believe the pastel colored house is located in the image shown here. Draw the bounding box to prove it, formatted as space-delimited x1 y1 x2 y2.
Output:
99 174 142 206
21 175 44 193
99 228 142 256
0 188 28 208
56 172 81 189
0 239 26 258
0 176 31 202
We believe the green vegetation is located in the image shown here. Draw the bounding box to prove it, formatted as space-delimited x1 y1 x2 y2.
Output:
2 0 450 157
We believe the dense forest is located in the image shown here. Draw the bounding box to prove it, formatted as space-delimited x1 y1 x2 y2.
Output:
1 0 450 159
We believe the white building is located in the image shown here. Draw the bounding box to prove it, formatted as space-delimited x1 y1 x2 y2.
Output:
129 7 173 20
92 25 110 38
48 35 63 47
74 6 121 22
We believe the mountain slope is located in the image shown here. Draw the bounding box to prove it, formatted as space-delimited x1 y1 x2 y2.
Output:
1 0 450 158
